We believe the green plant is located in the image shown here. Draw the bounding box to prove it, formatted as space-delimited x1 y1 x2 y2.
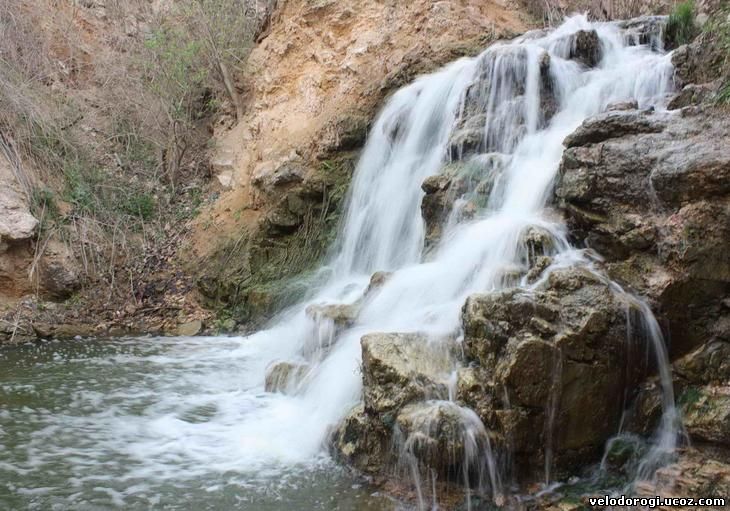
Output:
119 192 156 220
666 1 697 48
63 162 99 214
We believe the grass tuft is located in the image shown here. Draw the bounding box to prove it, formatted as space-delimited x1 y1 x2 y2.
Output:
666 1 697 47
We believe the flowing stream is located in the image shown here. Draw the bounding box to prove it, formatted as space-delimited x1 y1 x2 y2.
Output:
1 15 679 510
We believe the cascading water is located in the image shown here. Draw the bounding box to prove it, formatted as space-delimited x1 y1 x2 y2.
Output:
1 14 682 510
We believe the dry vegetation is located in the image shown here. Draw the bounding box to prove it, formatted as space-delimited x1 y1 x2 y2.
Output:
0 0 268 316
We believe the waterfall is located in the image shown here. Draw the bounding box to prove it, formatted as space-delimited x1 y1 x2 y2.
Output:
244 13 675 467
5 14 681 509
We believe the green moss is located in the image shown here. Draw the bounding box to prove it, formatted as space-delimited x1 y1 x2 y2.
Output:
666 1 697 48
678 386 702 408
198 152 357 324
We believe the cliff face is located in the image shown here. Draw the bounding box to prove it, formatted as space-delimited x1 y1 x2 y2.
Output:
187 0 529 322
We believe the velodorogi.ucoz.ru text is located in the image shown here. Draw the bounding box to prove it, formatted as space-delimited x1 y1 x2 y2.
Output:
588 495 727 508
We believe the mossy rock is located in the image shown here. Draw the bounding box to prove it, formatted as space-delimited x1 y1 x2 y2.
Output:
197 152 357 325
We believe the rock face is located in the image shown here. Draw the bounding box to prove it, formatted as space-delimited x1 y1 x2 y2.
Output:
460 267 642 474
555 107 730 359
0 156 81 304
189 0 527 324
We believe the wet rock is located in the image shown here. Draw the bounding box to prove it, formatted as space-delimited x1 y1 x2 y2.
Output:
462 267 638 472
674 341 730 385
606 100 638 112
448 114 486 159
602 434 647 476
668 81 722 110
563 109 667 148
680 385 730 446
421 158 501 247
331 404 389 474
364 271 392 296
305 302 358 329
175 320 202 336
636 448 730 502
265 361 310 393
556 107 730 358
361 333 454 418
617 16 667 49
569 30 601 68
671 36 727 88
395 401 490 474
623 379 664 436
518 226 556 268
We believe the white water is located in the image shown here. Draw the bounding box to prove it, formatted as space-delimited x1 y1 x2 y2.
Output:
2 14 680 509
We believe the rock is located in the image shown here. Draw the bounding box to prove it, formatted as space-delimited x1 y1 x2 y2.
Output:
461 267 640 472
556 107 730 358
568 30 601 68
210 148 236 175
360 332 454 418
636 448 730 503
420 158 502 247
602 434 646 476
176 320 202 336
674 341 730 385
680 385 730 446
394 401 490 474
320 113 370 153
330 404 389 474
32 323 98 339
252 154 306 191
265 361 310 393
617 16 667 49
671 35 727 88
37 240 82 300
563 109 667 148
0 157 37 243
364 271 392 296
606 100 638 111
668 81 723 110
305 302 358 329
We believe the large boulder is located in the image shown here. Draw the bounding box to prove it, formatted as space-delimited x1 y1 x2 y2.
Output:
360 332 454 418
555 107 730 358
460 267 642 474
394 401 492 477
331 332 457 475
